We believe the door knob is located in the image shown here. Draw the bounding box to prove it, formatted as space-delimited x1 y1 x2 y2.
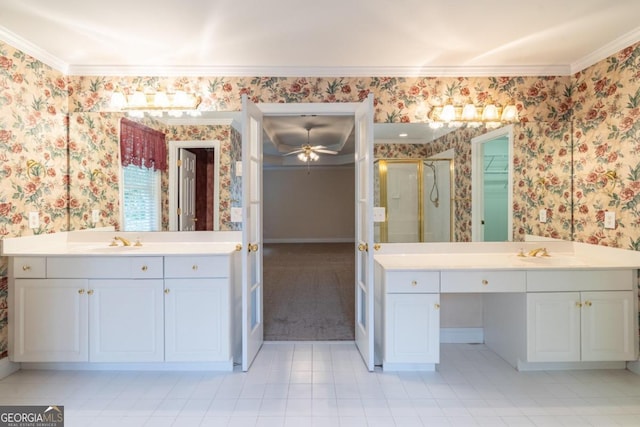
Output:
248 243 259 252
358 243 368 252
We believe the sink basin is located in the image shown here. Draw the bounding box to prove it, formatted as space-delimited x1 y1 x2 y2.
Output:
517 256 587 267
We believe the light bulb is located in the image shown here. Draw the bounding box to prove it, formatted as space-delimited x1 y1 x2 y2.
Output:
110 89 126 110
440 100 456 122
461 99 477 121
482 98 498 121
154 91 170 108
130 87 147 108
501 103 518 121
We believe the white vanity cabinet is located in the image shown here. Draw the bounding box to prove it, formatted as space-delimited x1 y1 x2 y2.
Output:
12 278 89 362
377 268 440 370
164 256 232 364
89 279 164 362
526 270 637 363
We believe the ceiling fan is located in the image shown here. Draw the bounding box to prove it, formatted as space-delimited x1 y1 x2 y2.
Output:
283 126 338 163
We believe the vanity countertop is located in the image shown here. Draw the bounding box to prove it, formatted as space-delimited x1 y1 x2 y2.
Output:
374 241 640 271
0 230 242 257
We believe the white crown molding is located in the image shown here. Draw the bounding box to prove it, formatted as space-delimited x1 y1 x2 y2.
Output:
68 63 572 77
570 27 640 74
0 25 68 74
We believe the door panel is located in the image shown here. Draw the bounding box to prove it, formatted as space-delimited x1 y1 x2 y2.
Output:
179 148 196 231
355 94 375 371
241 95 264 371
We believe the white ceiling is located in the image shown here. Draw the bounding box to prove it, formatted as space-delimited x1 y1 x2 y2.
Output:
1 0 639 76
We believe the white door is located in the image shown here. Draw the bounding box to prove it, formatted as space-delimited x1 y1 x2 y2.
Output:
581 291 636 361
241 94 264 371
179 148 197 231
355 94 375 371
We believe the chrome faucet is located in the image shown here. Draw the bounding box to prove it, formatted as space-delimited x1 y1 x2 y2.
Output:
111 236 132 246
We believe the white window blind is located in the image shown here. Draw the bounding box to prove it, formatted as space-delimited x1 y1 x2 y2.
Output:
122 164 161 231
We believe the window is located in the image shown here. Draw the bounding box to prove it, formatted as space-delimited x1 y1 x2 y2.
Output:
122 164 161 231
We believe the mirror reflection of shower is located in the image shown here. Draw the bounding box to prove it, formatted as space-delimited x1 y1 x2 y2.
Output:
374 159 453 243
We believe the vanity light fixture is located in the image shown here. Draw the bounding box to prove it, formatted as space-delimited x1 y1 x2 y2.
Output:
428 97 518 128
109 85 202 118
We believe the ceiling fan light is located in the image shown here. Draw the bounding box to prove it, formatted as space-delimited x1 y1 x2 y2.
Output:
310 152 319 161
297 153 306 162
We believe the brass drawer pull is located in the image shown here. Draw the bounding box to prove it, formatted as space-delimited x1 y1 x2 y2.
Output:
141 265 148 272
78 289 85 295
164 289 170 294
482 279 489 285
87 289 94 295
192 265 198 271
434 303 440 310
411 280 417 287
584 300 592 307
22 265 31 271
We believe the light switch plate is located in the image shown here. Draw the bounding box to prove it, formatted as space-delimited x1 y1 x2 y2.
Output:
91 209 100 223
28 211 39 229
235 161 242 177
373 207 386 222
604 211 616 229
231 207 242 223
538 209 547 223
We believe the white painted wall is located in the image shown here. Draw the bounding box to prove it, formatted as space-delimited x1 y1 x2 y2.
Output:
263 166 355 242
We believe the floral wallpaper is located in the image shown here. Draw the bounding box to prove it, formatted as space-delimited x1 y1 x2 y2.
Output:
1 36 640 360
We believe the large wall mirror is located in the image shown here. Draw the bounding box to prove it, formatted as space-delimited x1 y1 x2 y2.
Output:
67 111 573 243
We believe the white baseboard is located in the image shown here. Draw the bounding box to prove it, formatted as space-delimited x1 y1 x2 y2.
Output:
0 358 20 379
263 238 354 244
440 327 484 344
19 360 233 371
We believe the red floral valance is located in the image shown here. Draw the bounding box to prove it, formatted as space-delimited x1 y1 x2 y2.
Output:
120 118 167 171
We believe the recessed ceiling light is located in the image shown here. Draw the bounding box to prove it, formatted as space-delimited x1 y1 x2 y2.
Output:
399 133 408 137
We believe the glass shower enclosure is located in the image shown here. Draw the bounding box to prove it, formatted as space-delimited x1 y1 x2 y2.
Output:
374 159 453 243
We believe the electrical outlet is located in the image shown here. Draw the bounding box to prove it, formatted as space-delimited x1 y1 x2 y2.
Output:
92 209 100 224
28 211 39 229
538 209 547 223
604 211 616 229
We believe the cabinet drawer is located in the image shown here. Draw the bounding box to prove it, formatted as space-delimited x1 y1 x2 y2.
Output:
441 270 526 293
12 257 46 278
527 269 634 292
164 256 229 278
47 257 163 278
385 271 439 293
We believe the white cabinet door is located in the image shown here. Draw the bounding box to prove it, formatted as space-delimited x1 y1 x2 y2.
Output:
164 278 229 362
526 292 581 362
13 279 89 362
581 291 636 361
88 279 164 362
385 293 440 364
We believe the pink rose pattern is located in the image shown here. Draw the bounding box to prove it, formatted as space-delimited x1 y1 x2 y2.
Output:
1 38 640 357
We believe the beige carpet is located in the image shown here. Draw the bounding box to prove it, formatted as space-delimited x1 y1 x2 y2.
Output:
263 243 355 341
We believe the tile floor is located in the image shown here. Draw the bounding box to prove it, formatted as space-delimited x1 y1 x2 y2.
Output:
1 343 640 426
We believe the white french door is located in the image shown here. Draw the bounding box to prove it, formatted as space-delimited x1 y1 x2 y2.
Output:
354 94 375 371
178 148 196 231
241 95 264 371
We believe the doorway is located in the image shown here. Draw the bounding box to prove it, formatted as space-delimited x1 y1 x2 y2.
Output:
471 125 514 242
168 140 220 231
262 164 356 341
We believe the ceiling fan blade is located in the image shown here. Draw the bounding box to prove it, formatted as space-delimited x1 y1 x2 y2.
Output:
311 145 328 149
283 149 304 156
315 149 338 155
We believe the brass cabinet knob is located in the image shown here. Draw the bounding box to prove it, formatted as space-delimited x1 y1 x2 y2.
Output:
192 265 198 271
584 300 592 307
482 279 489 285
164 289 170 294
22 265 31 271
434 303 440 310
78 289 85 295
575 301 583 308
235 244 242 251
141 265 148 272
87 289 94 295
373 244 381 251
411 280 418 287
